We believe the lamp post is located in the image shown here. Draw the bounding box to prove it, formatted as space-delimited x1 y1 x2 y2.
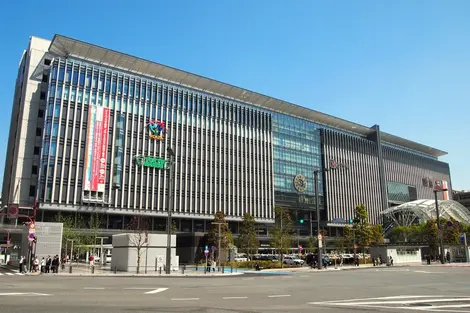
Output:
314 160 347 270
433 183 447 265
165 147 175 274
66 239 74 263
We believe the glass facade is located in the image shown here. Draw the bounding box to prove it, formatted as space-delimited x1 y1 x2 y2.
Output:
387 181 418 204
272 114 323 209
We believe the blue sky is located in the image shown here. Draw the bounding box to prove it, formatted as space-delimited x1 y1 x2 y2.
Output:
0 0 468 190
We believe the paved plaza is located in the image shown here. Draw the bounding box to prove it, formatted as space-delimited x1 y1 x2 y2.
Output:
1 265 469 312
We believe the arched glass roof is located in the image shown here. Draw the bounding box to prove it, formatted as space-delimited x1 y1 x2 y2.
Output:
381 199 470 227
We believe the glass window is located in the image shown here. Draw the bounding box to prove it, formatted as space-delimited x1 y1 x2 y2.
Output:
86 71 92 88
50 142 57 156
79 71 85 86
57 86 62 99
118 80 122 94
52 122 59 136
58 67 65 81
65 68 72 83
72 70 78 85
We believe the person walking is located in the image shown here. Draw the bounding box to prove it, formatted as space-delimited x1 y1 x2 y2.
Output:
19 256 24 273
33 257 39 272
45 255 51 273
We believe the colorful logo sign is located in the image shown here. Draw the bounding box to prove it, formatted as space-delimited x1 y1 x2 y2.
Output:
134 156 166 169
147 120 166 140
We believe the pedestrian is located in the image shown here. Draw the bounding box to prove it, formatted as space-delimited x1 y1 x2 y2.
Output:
446 251 451 263
33 257 39 272
211 259 216 272
19 256 24 273
389 256 394 266
339 255 343 267
40 257 45 273
45 255 51 273
206 259 211 273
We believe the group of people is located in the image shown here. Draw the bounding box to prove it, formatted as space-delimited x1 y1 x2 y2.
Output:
372 255 394 266
18 255 62 273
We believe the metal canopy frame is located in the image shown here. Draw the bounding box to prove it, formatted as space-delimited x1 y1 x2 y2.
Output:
48 34 447 158
382 199 470 227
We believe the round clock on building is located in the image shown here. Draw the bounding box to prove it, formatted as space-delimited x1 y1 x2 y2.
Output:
293 174 307 193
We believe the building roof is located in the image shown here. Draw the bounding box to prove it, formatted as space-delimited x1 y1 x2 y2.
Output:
48 34 447 157
382 199 470 226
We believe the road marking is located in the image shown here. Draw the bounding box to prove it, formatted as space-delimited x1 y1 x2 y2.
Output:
15 273 24 276
5 273 14 276
124 287 155 290
171 298 199 301
144 288 168 294
84 287 105 290
268 294 291 298
0 293 51 296
414 270 447 274
0 273 3 275
309 295 470 312
222 296 248 300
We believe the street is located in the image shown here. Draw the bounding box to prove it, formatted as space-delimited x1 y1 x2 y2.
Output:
1 265 470 312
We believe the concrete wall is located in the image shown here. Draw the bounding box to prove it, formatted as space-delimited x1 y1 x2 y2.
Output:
111 233 178 272
20 222 62 263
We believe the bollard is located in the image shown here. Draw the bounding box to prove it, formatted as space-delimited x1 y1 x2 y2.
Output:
159 266 162 274
222 265 224 274
230 265 233 273
196 264 198 271
91 266 95 274
182 265 185 275
114 266 117 274
204 265 207 274
69 266 72 274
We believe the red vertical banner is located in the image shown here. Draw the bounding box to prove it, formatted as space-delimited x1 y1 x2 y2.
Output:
98 107 110 192
92 107 103 191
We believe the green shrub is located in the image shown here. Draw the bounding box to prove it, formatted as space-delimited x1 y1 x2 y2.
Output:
224 260 299 269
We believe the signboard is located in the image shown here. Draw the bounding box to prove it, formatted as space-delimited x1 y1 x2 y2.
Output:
134 156 166 169
83 106 110 192
147 120 166 140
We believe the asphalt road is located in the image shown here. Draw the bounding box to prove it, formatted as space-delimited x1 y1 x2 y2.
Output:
1 265 470 313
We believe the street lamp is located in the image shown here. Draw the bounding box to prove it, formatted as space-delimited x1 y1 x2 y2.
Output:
165 147 175 274
433 182 447 264
314 160 347 270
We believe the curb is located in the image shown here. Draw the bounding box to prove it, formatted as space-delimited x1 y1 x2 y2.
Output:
27 272 244 278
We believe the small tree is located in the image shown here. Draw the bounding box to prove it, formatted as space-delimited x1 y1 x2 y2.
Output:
443 218 461 245
423 219 439 255
270 207 294 265
307 236 316 253
352 204 372 257
127 215 149 274
238 213 259 257
370 224 385 246
207 211 233 262
54 213 85 258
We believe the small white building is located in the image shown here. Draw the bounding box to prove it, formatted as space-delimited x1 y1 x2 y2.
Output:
370 245 422 264
111 233 178 272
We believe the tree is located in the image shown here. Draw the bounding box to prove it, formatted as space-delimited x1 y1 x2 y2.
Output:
83 212 104 250
352 204 372 255
443 218 460 245
207 211 233 262
270 207 294 265
54 213 85 258
127 215 149 274
370 224 385 246
422 219 439 255
307 236 316 253
237 213 259 257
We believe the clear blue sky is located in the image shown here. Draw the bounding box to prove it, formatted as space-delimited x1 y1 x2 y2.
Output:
0 0 468 190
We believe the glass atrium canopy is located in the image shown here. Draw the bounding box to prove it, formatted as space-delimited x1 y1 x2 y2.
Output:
382 199 470 227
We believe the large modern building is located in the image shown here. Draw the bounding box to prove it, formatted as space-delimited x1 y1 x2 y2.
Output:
2 35 452 259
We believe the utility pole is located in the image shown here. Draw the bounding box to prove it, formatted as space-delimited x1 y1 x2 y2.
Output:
165 148 175 274
434 187 446 264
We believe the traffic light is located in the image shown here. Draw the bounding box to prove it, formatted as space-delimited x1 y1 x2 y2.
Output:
349 219 353 224
300 219 304 224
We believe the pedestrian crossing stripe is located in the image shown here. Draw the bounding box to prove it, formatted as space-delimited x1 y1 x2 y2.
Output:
0 272 24 276
309 295 470 312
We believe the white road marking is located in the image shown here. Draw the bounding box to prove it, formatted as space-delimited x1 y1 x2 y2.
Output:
144 288 168 294
414 270 447 274
310 295 470 312
171 298 199 301
0 293 50 296
124 287 155 290
0 273 3 276
5 273 14 276
83 287 105 290
268 294 291 298
222 296 248 300
15 273 24 276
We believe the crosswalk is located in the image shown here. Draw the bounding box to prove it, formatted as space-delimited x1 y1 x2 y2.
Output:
310 295 470 312
0 266 25 276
